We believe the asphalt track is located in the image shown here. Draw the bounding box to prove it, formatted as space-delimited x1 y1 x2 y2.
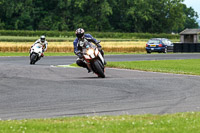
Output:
0 53 200 120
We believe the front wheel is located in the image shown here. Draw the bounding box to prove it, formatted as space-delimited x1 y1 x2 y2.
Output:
147 51 151 54
30 53 37 64
93 60 105 78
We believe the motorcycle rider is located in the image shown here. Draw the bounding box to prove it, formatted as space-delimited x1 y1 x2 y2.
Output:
73 28 106 73
30 35 48 57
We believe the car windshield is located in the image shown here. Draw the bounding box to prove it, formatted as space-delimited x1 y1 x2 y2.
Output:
148 40 160 44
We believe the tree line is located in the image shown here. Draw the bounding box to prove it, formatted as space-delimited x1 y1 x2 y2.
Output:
0 0 199 33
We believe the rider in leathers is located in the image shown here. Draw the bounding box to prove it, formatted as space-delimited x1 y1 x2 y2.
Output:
73 28 105 73
31 35 48 57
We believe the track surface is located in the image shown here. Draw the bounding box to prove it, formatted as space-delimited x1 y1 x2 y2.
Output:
0 53 200 120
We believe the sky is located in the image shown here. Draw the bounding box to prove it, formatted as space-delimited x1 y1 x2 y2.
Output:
183 0 200 19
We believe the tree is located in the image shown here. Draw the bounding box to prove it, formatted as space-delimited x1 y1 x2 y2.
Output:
182 4 199 30
0 0 198 32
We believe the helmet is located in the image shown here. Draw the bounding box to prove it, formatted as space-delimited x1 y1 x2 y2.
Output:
75 28 84 39
40 35 45 43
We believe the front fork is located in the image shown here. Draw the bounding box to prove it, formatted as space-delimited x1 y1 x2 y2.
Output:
84 59 93 72
86 63 92 72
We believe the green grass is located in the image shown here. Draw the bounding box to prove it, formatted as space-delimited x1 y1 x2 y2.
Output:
105 52 147 55
107 59 200 75
45 52 75 56
0 52 147 56
2 53 199 76
0 36 72 42
0 52 75 56
0 112 199 133
0 35 179 42
0 36 147 42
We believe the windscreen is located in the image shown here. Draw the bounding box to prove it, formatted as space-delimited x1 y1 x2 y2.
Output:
148 40 160 44
34 43 42 47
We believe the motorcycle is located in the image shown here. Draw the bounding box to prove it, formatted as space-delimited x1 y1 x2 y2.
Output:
81 41 106 78
30 43 43 65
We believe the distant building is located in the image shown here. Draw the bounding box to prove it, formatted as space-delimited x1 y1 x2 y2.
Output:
179 28 200 43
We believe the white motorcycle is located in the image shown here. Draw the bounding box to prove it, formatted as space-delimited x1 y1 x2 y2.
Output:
30 43 43 65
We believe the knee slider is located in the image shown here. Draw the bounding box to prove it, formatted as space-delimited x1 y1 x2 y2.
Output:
76 60 83 67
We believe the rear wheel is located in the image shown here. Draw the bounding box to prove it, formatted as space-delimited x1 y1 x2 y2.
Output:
163 47 167 53
93 60 105 78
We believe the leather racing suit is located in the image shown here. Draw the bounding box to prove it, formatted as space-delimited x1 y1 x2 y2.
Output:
73 34 104 71
32 39 48 53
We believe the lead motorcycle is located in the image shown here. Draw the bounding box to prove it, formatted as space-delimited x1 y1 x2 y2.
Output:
79 41 106 78
30 43 43 65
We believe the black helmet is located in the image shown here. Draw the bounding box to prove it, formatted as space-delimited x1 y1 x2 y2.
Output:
75 28 84 39
40 35 45 43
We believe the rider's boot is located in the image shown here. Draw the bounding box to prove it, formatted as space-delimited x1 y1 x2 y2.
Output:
77 59 91 73
104 60 107 65
41 53 44 57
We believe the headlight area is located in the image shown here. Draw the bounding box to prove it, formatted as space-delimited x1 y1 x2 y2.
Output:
87 49 94 55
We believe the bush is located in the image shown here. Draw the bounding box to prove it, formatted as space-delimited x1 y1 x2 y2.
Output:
0 30 179 39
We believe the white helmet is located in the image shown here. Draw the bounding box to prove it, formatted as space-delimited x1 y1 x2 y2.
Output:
40 35 45 43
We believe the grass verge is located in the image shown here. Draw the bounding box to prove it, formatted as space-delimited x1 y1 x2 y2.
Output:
0 36 154 42
0 52 75 56
0 52 147 56
106 59 200 75
0 112 199 133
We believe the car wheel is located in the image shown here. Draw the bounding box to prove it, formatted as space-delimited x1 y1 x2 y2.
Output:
147 51 151 54
163 47 167 53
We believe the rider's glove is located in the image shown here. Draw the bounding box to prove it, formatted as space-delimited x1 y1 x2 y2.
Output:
75 50 81 55
75 50 83 58
77 53 83 58
96 43 102 51
29 46 33 53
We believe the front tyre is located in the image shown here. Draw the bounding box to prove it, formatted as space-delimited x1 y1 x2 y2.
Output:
147 50 151 54
30 53 37 64
93 60 105 78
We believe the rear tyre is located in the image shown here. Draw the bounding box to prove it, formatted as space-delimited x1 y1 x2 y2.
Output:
93 60 105 78
163 47 167 53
